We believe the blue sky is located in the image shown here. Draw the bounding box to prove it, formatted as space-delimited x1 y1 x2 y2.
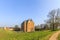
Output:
0 0 60 27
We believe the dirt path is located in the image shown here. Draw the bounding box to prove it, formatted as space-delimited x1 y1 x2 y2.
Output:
49 31 60 40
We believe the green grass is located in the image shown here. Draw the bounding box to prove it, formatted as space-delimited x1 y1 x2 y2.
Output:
0 29 55 40
58 34 60 40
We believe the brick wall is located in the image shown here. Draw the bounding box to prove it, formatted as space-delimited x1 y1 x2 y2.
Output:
21 19 34 32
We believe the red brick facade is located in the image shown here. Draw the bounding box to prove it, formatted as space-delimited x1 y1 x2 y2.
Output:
21 19 34 32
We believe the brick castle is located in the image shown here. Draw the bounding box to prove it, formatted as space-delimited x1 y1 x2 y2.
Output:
21 19 34 32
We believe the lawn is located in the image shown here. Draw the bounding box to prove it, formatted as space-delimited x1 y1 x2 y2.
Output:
0 29 55 40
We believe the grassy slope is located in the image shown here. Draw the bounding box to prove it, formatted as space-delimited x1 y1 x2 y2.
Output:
0 29 55 40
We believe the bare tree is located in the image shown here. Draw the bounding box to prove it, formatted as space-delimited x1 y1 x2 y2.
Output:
47 8 60 31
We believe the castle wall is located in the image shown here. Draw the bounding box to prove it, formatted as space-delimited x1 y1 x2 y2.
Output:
21 19 34 32
27 20 34 32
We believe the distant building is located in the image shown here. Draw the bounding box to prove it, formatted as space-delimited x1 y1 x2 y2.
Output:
21 19 34 32
4 27 14 31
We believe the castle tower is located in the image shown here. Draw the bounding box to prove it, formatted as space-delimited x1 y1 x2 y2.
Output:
21 19 34 32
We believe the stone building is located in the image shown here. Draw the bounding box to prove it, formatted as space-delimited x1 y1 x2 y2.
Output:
21 19 34 32
4 27 14 31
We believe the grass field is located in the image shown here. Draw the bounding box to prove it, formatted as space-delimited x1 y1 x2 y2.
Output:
0 29 55 40
58 34 60 40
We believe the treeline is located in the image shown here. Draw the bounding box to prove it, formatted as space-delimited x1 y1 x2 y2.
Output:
35 8 60 31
